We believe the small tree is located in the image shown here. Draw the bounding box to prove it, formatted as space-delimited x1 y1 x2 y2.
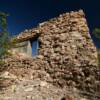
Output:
0 12 10 62
93 28 100 67
93 28 100 39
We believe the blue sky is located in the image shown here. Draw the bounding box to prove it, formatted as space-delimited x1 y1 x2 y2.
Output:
0 0 100 55
0 0 80 35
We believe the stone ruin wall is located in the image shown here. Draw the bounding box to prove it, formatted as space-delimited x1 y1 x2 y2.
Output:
36 10 98 89
38 10 97 67
2 10 99 92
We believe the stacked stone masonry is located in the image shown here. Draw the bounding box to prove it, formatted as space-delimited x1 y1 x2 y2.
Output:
37 10 99 92
2 10 99 93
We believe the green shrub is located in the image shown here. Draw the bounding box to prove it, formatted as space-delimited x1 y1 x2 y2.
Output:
0 12 9 59
98 50 100 67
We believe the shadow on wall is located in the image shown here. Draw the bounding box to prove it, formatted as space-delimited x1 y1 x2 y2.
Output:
11 37 39 57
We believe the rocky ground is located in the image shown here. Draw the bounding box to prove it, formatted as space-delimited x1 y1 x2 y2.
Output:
0 54 99 100
0 79 86 100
